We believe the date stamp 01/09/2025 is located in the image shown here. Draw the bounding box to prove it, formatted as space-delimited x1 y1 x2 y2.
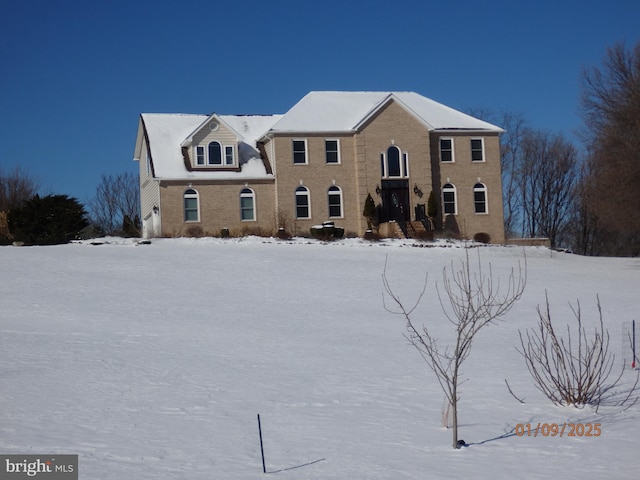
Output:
515 423 601 437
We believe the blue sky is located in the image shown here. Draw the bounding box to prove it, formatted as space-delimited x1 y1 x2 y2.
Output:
1 0 639 204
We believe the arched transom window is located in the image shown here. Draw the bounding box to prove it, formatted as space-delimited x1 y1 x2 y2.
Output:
380 145 408 178
184 188 199 222
442 183 457 215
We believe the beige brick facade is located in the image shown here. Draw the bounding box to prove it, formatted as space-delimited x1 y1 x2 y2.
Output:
157 180 276 237
135 92 506 243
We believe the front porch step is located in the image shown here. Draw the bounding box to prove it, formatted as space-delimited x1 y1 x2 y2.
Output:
381 221 428 239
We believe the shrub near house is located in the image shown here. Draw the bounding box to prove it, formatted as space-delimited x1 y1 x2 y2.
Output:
8 194 88 245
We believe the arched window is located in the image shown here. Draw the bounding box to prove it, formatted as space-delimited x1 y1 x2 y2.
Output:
295 186 310 219
328 185 343 218
184 188 199 222
240 188 255 221
387 146 401 177
442 183 457 215
208 141 222 165
473 183 487 214
381 145 408 178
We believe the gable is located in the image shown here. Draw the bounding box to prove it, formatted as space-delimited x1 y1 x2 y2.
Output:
138 113 281 181
182 115 242 148
266 91 503 136
354 97 432 134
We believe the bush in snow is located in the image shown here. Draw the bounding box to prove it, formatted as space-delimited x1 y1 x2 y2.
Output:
518 293 639 410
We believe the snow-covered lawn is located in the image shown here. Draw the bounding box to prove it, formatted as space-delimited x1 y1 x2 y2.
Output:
1 237 638 479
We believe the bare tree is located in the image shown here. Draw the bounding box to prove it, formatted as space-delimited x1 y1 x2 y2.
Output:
89 172 140 235
517 130 580 247
0 166 40 212
566 159 608 256
383 249 526 449
0 167 41 243
498 112 527 238
518 293 638 410
579 41 640 255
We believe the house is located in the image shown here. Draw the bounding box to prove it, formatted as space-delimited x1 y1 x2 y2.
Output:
133 91 505 242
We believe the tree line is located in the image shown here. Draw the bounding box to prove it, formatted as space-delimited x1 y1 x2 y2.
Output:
485 41 640 256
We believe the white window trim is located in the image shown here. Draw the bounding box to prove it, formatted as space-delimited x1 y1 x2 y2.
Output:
293 138 308 165
184 189 200 223
471 137 485 162
225 145 236 166
193 143 237 167
195 145 205 165
403 152 409 178
207 141 223 165
295 186 311 219
328 185 343 218
325 138 341 164
240 188 256 221
381 146 409 178
442 183 457 216
473 183 488 215
440 137 455 163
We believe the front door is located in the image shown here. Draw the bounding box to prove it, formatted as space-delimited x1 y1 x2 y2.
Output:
380 180 410 223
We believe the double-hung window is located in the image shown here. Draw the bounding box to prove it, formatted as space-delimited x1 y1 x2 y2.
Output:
442 183 457 215
471 138 485 162
328 186 343 218
196 146 205 165
473 183 487 214
325 139 340 164
295 186 310 218
184 189 199 222
225 146 234 166
440 138 454 162
293 140 308 164
240 188 255 221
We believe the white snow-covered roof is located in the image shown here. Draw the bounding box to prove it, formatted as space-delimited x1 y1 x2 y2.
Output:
140 113 282 181
138 91 501 181
267 91 503 134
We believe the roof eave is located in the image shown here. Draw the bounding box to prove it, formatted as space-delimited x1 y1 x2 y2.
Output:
434 127 505 134
260 129 357 140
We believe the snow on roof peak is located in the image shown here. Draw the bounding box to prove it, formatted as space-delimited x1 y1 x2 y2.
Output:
268 91 502 133
138 91 501 181
140 113 281 181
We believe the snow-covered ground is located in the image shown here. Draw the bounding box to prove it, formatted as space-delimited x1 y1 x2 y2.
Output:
1 237 638 479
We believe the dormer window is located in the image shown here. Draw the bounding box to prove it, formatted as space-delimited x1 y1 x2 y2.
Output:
196 146 205 165
193 142 236 168
208 142 222 165
224 146 234 165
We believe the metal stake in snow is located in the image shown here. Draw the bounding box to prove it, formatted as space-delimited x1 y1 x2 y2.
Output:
633 320 637 369
257 414 266 473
